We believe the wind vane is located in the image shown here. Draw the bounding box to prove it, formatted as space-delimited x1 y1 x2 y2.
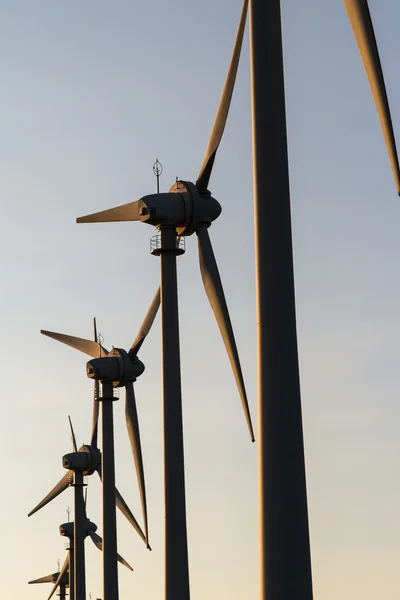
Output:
153 159 163 194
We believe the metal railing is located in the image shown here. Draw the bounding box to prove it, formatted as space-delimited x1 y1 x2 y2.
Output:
150 233 185 254
97 383 119 399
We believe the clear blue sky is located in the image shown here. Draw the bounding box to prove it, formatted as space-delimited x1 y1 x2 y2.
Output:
1 0 400 598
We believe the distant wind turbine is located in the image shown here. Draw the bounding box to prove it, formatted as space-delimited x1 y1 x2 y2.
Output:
29 557 69 600
75 2 254 599
39 288 160 600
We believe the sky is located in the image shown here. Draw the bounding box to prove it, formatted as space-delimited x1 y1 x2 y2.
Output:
1 0 400 598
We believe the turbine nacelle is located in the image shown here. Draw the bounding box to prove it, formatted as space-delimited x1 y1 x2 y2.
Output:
139 181 222 235
59 522 74 538
86 348 145 387
59 519 97 538
62 445 100 475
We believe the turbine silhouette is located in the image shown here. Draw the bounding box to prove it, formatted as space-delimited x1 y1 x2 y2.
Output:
74 3 253 599
29 419 134 600
39 287 160 600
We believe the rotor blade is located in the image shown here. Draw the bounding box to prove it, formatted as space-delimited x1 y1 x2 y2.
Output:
28 471 73 517
41 330 109 358
29 573 58 584
197 226 255 441
77 200 142 223
47 556 69 600
95 465 149 548
115 485 149 548
196 0 248 191
125 383 149 547
88 530 133 571
68 416 78 452
129 286 161 356
88 528 102 551
343 0 400 194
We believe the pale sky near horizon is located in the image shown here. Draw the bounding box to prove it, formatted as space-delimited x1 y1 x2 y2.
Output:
1 0 400 599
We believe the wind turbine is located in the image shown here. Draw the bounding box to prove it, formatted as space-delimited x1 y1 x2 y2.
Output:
75 2 253 598
29 339 146 545
40 517 74 600
60 517 131 600
248 0 400 599
29 416 138 600
28 418 87 600
29 557 69 600
40 288 159 600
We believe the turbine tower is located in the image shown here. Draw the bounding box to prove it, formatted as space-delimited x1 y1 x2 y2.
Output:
249 0 399 599
75 3 254 598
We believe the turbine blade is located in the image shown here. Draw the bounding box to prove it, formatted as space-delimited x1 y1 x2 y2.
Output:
343 0 400 194
197 226 255 441
125 383 149 547
41 330 109 358
196 0 248 191
116 484 149 548
89 530 133 571
116 551 134 572
28 471 73 517
88 529 102 551
129 286 161 356
77 200 142 223
68 416 78 452
47 556 69 600
95 465 149 548
29 573 58 584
